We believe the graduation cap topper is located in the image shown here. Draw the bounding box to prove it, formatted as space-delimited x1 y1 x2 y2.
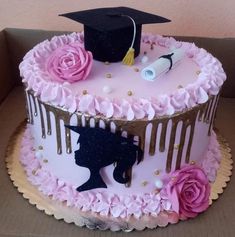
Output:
60 7 170 64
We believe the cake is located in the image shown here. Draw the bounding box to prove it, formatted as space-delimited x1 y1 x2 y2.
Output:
18 7 226 230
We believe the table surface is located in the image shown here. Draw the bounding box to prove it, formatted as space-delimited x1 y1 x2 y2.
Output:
0 86 234 237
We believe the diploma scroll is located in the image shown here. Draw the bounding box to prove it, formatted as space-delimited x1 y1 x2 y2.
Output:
141 48 184 81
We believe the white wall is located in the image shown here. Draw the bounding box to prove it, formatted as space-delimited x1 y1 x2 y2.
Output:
0 0 234 37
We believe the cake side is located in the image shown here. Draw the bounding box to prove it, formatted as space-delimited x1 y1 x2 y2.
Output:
25 90 219 194
20 124 221 219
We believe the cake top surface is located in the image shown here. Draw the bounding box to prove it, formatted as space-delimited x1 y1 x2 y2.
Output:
20 32 226 120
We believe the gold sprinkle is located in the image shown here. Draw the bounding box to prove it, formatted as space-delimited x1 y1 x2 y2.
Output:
32 169 37 175
154 189 160 194
154 170 161 176
127 90 133 96
106 73 112 78
150 44 154 50
104 61 110 65
174 144 180 150
31 147 36 151
171 177 176 181
177 85 183 89
82 90 88 95
38 145 43 150
141 181 148 187
196 70 201 75
43 159 48 163
190 160 196 165
134 68 139 72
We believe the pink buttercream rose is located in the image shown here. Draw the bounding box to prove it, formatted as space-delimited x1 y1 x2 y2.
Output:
46 43 93 83
165 165 210 219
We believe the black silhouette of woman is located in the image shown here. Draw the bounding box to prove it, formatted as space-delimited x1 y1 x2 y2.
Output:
66 125 143 192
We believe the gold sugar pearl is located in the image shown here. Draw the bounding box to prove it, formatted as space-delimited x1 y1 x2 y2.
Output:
32 169 37 175
43 159 48 163
174 144 180 150
154 170 160 176
190 160 196 165
177 85 183 89
106 73 112 78
196 70 201 75
154 189 160 194
82 90 88 95
38 145 43 150
134 68 139 72
104 61 110 65
127 90 133 96
141 181 148 187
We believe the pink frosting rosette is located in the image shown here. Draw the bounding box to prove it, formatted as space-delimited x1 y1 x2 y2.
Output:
165 165 210 219
46 43 93 83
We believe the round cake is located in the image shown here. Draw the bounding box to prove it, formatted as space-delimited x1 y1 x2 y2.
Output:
18 7 227 230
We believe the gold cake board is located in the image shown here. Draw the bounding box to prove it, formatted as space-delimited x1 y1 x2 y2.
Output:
5 121 233 231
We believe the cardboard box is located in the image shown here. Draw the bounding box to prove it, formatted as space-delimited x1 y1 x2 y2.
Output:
0 28 234 237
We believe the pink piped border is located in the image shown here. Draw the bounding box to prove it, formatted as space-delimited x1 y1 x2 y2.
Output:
20 125 221 220
19 33 226 120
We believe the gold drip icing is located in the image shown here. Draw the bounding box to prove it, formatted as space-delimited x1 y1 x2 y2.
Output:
198 101 208 122
55 112 62 154
43 103 72 154
24 92 31 124
185 115 197 164
31 95 38 117
27 93 34 124
159 120 168 152
94 117 100 128
198 109 204 122
45 110 52 135
204 99 213 123
166 121 178 173
76 114 82 127
149 122 159 156
37 100 46 139
208 94 220 136
175 122 187 170
85 116 90 127
64 116 72 154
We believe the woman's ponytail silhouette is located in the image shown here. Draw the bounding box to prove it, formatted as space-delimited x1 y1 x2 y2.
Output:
66 125 143 192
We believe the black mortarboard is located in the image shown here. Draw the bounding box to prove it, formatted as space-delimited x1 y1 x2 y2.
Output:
60 7 170 63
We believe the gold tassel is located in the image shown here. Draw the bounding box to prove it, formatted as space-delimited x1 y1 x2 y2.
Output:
122 47 135 66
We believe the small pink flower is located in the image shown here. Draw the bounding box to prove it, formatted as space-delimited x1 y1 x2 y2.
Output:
165 165 210 219
46 43 93 83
